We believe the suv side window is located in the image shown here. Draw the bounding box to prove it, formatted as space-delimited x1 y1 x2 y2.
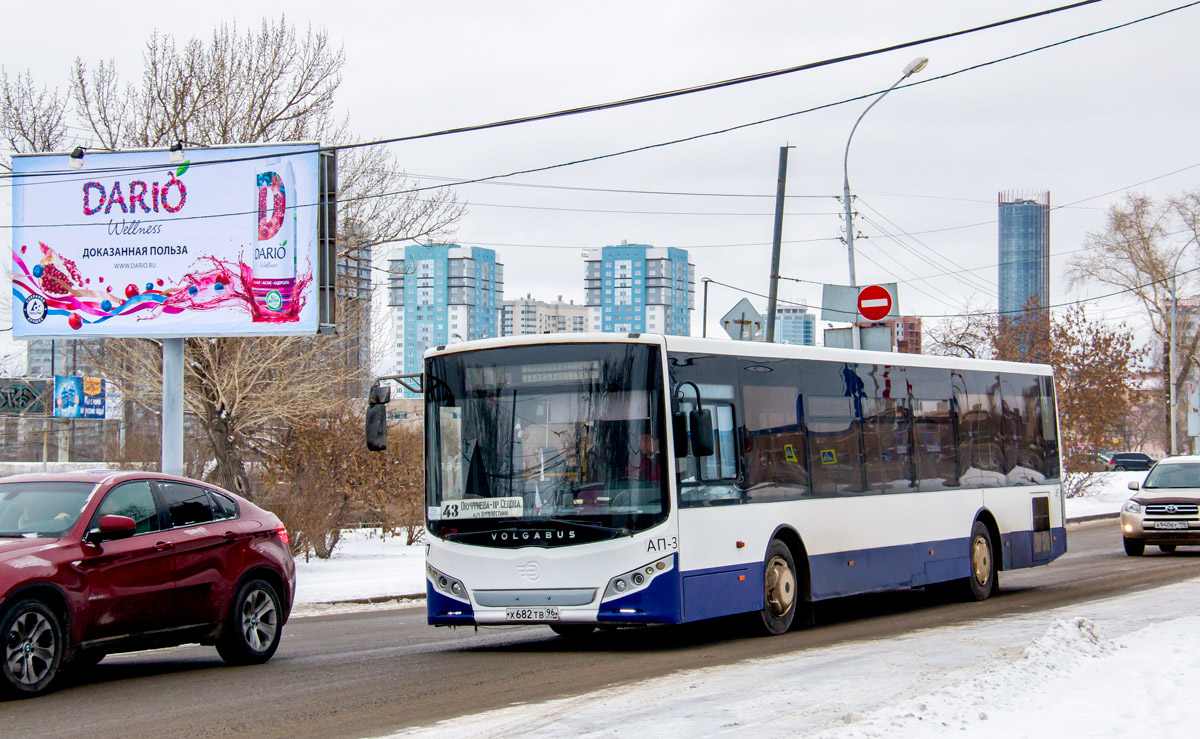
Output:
92 481 161 534
156 482 216 528
209 490 239 521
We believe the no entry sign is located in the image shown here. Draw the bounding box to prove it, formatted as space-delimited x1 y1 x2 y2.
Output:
857 285 893 321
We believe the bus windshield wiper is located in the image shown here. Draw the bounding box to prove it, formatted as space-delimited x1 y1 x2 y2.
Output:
536 518 632 536
441 526 524 541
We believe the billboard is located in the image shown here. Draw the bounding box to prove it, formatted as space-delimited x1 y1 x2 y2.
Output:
0 379 49 416
53 375 123 419
11 143 323 338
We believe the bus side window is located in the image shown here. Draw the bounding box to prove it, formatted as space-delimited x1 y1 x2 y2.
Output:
805 395 862 496
740 358 809 502
861 396 913 493
1039 376 1060 482
913 398 958 490
955 370 1004 488
1001 373 1045 486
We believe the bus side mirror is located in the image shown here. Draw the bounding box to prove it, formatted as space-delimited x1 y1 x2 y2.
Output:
673 414 690 458
366 384 390 452
690 409 715 457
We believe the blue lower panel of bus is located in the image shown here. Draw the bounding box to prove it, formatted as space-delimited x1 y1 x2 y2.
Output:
679 565 763 622
1004 526 1067 569
808 526 1067 600
597 562 683 624
427 582 475 625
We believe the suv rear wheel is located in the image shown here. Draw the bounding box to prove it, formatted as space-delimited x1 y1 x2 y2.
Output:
216 579 283 665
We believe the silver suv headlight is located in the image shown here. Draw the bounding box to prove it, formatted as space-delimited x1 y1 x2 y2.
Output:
1122 500 1143 515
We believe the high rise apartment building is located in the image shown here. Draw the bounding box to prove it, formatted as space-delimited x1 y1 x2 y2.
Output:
501 294 588 336
583 242 694 335
998 190 1050 318
774 305 816 345
387 244 503 384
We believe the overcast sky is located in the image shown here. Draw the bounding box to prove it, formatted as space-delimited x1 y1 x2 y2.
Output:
4 0 1199 368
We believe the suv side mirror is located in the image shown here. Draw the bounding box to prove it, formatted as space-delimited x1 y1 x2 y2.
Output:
1128 480 1140 491
86 514 136 544
366 383 391 452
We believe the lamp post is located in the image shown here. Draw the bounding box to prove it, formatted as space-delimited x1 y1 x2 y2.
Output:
1169 236 1199 455
841 56 928 349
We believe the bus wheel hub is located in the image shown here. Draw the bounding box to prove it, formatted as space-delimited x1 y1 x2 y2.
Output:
765 556 795 616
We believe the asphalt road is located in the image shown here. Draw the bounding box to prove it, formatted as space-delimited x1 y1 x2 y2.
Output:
7 520 1200 739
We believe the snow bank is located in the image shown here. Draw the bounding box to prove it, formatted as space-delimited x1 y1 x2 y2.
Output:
389 582 1200 738
293 528 426 607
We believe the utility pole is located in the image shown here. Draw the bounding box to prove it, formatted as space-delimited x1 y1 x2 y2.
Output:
766 146 792 343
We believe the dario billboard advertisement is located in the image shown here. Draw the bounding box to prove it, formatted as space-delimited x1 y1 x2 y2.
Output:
11 143 323 338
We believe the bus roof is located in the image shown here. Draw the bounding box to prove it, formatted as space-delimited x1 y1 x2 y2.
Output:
423 333 1052 376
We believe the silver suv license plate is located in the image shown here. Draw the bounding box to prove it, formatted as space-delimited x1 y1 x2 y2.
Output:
1154 521 1189 530
505 607 560 622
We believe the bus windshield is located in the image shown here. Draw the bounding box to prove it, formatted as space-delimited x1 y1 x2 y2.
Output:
424 342 667 546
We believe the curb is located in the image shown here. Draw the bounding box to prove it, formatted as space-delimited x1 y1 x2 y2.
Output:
1067 513 1119 524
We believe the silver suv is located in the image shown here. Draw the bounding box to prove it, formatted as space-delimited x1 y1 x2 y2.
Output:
1121 455 1200 556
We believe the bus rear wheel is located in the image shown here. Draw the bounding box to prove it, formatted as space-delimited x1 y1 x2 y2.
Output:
756 540 797 635
963 521 997 601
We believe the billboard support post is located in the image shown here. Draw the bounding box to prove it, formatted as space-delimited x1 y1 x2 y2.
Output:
162 338 184 476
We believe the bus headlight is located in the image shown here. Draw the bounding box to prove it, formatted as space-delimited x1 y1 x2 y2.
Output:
427 564 469 603
602 554 675 602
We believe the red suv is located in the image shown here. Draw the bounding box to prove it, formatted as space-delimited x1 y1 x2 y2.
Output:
0 471 295 697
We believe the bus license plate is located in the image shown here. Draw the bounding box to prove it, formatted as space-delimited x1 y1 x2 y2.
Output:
1154 521 1189 530
505 607 559 622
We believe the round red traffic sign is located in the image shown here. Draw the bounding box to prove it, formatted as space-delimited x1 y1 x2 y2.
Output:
857 285 893 321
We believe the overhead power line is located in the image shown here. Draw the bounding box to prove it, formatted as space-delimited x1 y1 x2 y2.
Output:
0 0 1133 186
3 0 1197 234
707 265 1200 321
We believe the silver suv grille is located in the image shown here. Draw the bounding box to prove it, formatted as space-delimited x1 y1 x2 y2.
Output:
1145 504 1200 517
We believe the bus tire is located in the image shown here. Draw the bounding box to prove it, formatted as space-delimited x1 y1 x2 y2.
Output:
549 624 596 638
964 520 996 601
756 540 797 635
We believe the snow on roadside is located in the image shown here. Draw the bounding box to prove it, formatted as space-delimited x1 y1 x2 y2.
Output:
388 579 1200 738
1066 470 1144 518
293 528 426 607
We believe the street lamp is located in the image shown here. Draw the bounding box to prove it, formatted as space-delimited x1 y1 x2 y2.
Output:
841 56 928 349
1169 236 1199 455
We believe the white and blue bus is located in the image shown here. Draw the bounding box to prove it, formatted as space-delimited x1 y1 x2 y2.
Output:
367 333 1064 636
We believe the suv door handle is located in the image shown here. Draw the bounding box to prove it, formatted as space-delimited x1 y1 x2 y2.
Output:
153 541 173 551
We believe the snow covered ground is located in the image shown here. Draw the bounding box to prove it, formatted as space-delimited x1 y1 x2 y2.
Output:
390 579 1200 738
295 471 1198 738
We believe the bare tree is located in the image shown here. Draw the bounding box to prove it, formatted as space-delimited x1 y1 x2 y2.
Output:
0 70 68 171
5 16 463 496
1067 191 1200 451
923 300 995 359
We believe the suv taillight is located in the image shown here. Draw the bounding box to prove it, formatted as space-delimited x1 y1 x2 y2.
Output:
275 525 290 545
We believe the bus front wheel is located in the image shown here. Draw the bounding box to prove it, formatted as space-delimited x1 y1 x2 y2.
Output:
964 521 997 601
756 540 797 635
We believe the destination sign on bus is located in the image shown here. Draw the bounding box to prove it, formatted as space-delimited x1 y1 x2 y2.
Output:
429 497 524 520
